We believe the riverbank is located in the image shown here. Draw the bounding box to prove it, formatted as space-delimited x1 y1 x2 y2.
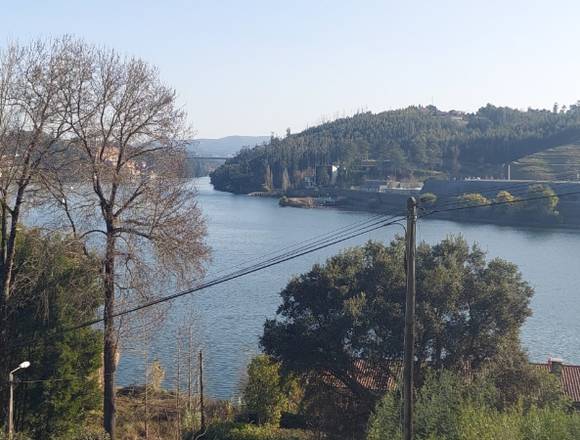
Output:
266 180 580 229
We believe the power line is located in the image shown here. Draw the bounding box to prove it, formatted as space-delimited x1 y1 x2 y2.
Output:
117 212 405 313
9 214 405 350
77 217 404 328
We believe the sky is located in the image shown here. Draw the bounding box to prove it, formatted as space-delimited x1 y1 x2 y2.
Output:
1 0 580 138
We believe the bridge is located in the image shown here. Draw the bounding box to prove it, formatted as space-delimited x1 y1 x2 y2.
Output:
189 156 230 160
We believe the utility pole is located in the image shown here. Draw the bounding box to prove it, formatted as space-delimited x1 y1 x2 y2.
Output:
188 328 193 412
199 350 205 431
176 336 181 440
144 349 149 440
404 197 417 440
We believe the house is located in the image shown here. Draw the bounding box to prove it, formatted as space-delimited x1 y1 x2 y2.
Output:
532 358 580 409
321 358 580 408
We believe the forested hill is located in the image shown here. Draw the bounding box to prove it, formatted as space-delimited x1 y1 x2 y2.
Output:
210 104 580 194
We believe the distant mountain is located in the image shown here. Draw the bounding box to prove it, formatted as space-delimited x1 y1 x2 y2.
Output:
186 135 270 157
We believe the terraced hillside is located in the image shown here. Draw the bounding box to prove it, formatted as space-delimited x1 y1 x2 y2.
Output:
512 144 580 180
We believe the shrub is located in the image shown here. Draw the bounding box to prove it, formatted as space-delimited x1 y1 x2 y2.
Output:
64 427 111 440
366 370 580 440
366 391 402 440
457 192 490 208
525 184 559 216
203 422 314 440
494 190 520 216
419 192 437 206
243 355 287 426
521 406 580 440
456 405 522 440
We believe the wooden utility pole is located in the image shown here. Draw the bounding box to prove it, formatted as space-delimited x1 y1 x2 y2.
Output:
188 329 193 412
199 350 205 431
144 350 149 440
176 337 181 439
404 197 417 440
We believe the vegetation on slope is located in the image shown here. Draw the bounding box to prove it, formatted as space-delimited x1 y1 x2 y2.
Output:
210 104 580 193
512 144 580 180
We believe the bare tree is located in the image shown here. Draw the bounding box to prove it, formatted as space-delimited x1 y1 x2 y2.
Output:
0 38 72 389
43 41 209 438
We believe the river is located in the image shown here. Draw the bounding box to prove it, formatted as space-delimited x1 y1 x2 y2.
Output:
116 176 580 399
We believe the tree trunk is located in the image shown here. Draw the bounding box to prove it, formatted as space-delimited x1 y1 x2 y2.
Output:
0 191 23 388
103 231 117 439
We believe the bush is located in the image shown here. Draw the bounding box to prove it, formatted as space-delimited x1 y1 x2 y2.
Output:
457 192 490 208
524 184 559 216
63 427 111 440
0 433 32 440
366 369 580 440
243 356 288 426
367 391 402 440
203 423 314 440
419 192 437 206
457 405 522 440
521 406 580 440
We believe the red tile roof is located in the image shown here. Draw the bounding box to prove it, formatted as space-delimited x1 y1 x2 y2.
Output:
532 363 580 403
324 360 580 404
352 359 401 391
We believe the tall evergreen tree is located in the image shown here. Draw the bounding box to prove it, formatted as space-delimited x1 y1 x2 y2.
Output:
3 229 102 439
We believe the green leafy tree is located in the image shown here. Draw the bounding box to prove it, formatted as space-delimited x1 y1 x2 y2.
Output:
494 190 520 216
3 229 102 439
484 340 568 410
368 368 571 440
525 184 559 216
243 355 288 426
383 143 408 178
262 237 534 437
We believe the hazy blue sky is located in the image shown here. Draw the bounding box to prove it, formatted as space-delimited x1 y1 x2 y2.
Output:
1 0 579 138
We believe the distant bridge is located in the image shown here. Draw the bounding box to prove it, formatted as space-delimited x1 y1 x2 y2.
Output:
189 156 230 160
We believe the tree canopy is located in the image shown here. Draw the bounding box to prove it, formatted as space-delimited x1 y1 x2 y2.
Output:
2 228 102 439
261 236 534 437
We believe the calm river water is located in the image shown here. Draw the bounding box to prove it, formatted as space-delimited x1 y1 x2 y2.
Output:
117 177 580 399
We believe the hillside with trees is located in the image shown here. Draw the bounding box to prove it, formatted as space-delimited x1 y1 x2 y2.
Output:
210 104 580 194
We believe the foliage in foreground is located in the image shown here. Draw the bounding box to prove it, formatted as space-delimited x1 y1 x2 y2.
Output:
203 423 314 440
262 235 534 437
0 426 110 440
2 229 103 439
367 370 579 440
242 355 302 426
